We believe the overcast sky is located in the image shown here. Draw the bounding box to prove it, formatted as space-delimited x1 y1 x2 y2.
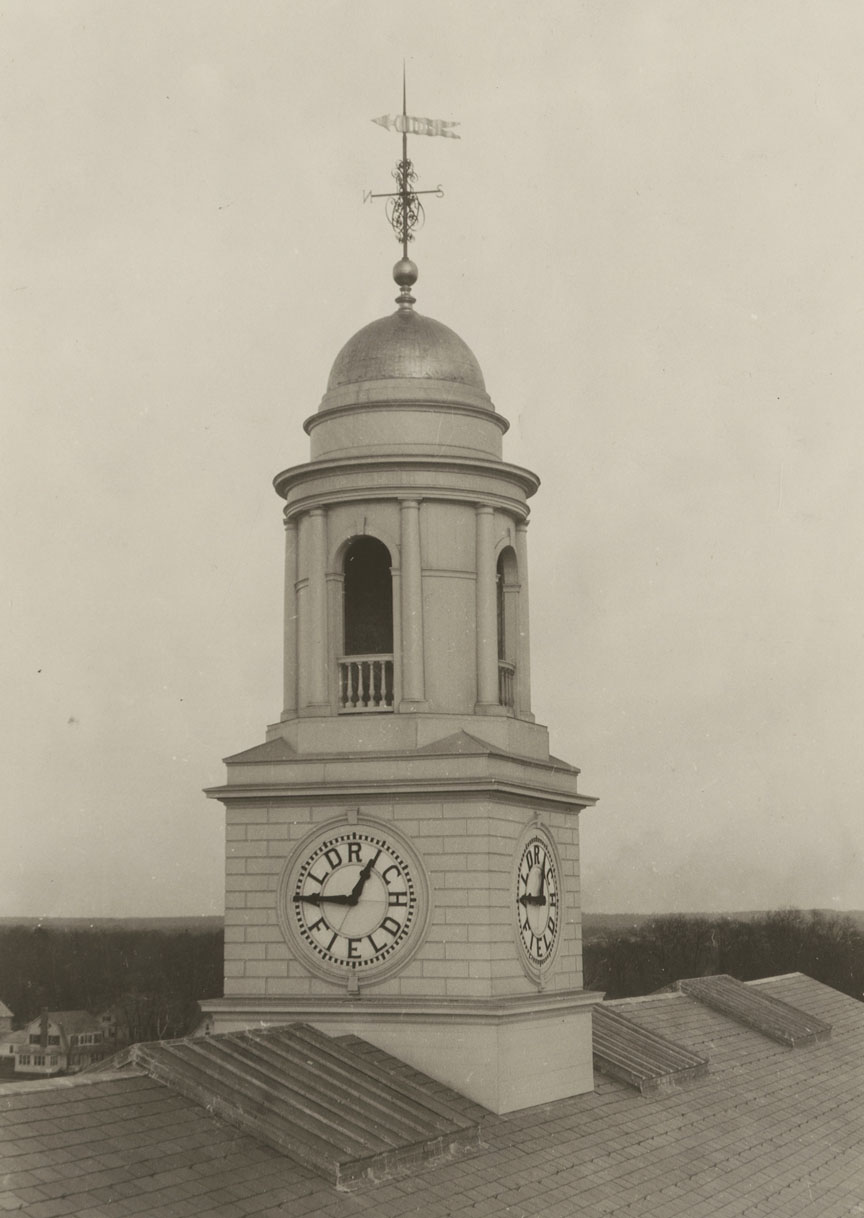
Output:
3 2 862 918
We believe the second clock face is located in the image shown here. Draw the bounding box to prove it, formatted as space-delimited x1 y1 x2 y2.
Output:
287 824 422 975
516 830 560 968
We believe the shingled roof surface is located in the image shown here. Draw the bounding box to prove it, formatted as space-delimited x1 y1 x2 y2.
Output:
1 974 862 1217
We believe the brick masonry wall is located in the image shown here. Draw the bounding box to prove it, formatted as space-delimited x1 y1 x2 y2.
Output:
223 796 584 1000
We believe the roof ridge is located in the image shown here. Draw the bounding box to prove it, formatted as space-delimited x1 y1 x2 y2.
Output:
0 1068 147 1097
604 990 687 1008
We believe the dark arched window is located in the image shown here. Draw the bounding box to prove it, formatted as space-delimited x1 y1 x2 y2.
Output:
496 547 518 708
343 537 393 656
341 537 394 712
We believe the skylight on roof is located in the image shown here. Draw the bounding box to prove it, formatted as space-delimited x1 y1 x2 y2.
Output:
592 1004 709 1095
676 975 832 1047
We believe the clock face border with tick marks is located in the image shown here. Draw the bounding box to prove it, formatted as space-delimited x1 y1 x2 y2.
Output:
514 824 562 980
277 817 431 985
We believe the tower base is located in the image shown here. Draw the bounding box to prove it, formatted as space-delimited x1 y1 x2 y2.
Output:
200 989 601 1114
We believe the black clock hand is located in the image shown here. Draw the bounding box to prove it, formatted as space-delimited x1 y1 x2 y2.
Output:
292 892 354 906
349 857 376 903
537 865 546 904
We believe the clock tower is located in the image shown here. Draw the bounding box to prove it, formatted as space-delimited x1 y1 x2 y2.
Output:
201 124 599 1114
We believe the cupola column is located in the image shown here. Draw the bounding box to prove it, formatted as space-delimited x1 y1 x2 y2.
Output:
399 498 426 708
515 520 533 718
298 508 330 713
475 504 500 712
282 516 298 718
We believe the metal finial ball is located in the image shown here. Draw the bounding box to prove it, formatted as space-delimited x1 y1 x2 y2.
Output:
393 258 419 288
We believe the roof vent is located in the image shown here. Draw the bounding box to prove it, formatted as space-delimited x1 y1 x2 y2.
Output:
593 1004 709 1094
95 1022 482 1189
673 975 832 1046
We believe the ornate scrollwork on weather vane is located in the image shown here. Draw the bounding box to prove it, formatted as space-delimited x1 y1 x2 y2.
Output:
386 158 425 250
364 67 459 302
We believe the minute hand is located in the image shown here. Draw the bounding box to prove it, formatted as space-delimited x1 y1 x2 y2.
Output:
292 892 355 906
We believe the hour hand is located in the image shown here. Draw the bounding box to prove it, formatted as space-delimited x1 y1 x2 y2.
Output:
349 858 375 902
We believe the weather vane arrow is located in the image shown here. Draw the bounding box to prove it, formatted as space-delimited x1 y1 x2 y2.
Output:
364 67 459 305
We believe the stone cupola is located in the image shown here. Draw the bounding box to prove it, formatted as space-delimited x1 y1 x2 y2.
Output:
270 261 543 758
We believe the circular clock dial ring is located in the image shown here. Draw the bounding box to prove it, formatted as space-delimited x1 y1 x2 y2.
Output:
282 822 427 981
515 830 561 973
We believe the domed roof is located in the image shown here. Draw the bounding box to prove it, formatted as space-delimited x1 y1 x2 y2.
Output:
327 309 486 393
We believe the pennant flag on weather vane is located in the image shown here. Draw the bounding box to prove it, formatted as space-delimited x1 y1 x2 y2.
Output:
371 113 460 138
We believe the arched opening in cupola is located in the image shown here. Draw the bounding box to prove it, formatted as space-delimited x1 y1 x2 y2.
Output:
340 537 394 712
496 547 518 709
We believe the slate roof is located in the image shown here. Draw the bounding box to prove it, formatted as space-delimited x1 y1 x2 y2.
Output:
0 973 862 1217
24 1011 102 1035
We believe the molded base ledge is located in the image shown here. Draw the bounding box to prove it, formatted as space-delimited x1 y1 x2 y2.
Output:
297 703 334 718
201 989 602 1115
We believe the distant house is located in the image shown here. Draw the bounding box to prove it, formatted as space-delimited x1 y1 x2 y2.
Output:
0 1002 23 1074
14 1010 110 1075
96 1003 130 1046
188 1008 215 1037
0 1032 26 1072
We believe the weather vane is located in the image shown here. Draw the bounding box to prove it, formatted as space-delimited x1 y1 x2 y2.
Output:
365 66 459 304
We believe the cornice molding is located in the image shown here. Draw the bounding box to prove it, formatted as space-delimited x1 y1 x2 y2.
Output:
281 485 532 523
199 988 603 1025
205 774 595 814
303 397 510 437
273 454 540 502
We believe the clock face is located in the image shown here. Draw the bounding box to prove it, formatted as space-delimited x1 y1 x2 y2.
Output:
515 830 560 970
282 822 426 979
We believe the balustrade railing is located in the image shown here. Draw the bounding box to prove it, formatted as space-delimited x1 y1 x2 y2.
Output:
498 660 515 709
339 655 394 713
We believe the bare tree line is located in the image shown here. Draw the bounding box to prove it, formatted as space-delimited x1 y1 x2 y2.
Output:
0 924 223 1041
584 909 864 1000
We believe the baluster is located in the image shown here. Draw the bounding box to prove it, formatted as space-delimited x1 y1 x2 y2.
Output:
338 656 395 712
